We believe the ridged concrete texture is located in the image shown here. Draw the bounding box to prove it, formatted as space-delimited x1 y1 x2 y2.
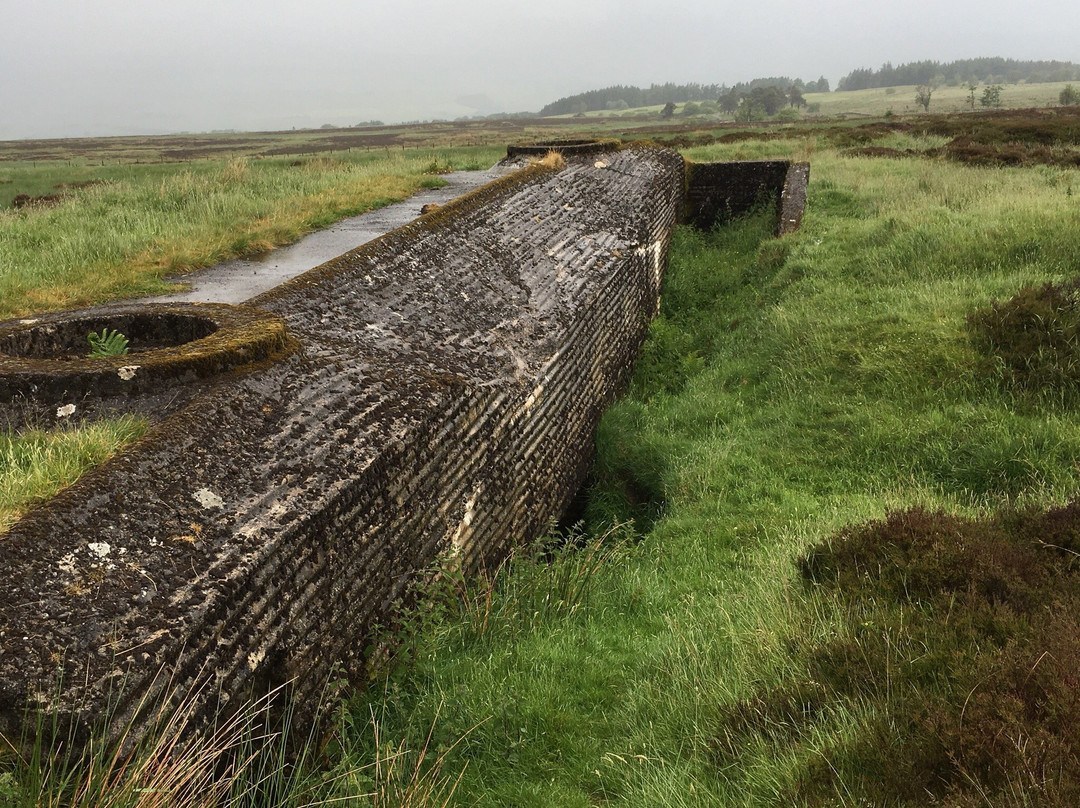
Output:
0 144 686 742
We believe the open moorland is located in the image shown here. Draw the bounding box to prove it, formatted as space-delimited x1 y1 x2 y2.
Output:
3 100 1080 805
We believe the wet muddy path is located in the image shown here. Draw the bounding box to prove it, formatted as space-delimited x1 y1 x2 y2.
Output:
136 166 514 304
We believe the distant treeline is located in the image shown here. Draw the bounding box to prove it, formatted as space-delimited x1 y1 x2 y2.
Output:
837 58 1080 91
538 77 830 117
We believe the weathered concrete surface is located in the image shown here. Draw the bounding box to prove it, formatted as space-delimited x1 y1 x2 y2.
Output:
0 303 291 406
685 159 810 235
0 145 685 743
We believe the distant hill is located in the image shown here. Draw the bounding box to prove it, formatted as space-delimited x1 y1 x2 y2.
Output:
837 58 1080 91
538 77 829 117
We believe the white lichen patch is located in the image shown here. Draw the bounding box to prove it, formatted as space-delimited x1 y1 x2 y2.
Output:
87 542 111 560
246 648 265 670
18 318 39 325
193 488 224 509
450 491 479 551
86 542 110 561
594 160 609 169
57 552 77 577
56 404 76 418
117 365 140 381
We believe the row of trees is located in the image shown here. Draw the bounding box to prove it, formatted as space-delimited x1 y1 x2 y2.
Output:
538 58 1080 118
538 76 830 117
913 82 1080 112
838 58 1080 92
655 84 813 122
912 82 1080 113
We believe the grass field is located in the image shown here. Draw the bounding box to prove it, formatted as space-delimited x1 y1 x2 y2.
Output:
804 80 1076 117
4 110 1080 804
301 135 1080 806
2 82 1073 319
0 147 503 317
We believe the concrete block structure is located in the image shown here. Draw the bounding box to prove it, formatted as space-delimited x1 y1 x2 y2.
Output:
0 143 808 743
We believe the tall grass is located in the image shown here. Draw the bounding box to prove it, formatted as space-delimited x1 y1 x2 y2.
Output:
6 135 1080 803
0 148 503 318
0 670 477 807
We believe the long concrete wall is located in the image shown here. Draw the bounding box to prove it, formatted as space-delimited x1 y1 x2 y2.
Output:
0 145 686 742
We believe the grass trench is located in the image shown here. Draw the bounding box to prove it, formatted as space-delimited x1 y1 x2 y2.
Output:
5 134 1080 803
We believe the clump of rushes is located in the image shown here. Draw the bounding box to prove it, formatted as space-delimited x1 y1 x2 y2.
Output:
0 679 333 808
86 328 129 358
534 150 566 170
422 158 454 175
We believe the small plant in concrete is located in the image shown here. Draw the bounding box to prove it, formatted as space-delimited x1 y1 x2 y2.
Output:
87 327 129 358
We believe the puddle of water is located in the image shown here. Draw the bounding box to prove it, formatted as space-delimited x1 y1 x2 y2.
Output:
136 167 513 305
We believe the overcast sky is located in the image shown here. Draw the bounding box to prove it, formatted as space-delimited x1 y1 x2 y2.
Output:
1 0 1076 140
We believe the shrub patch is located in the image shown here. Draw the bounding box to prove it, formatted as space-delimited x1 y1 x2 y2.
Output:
714 504 1080 805
967 277 1080 394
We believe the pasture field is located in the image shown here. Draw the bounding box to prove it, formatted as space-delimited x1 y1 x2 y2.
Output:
805 79 1077 117
3 108 1080 805
0 148 503 317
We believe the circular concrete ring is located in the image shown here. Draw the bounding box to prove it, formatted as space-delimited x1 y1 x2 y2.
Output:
505 139 622 159
0 302 292 403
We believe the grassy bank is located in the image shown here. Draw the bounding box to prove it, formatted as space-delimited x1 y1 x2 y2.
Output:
0 147 502 318
0 416 148 534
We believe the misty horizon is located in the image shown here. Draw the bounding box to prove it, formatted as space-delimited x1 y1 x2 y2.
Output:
2 0 1076 141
